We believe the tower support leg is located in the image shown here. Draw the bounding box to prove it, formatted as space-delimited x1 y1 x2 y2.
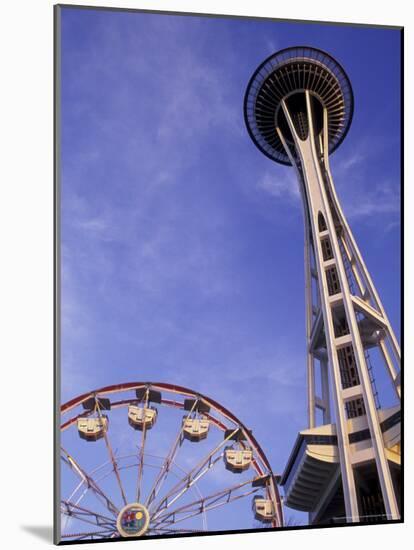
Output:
277 91 400 522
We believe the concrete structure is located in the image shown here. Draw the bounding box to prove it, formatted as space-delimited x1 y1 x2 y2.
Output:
244 47 401 524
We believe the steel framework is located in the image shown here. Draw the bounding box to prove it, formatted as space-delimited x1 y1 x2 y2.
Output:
244 46 401 523
59 382 283 541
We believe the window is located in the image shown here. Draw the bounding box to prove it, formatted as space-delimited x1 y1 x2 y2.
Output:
326 266 341 295
346 398 366 419
337 345 360 388
321 237 334 261
318 212 327 232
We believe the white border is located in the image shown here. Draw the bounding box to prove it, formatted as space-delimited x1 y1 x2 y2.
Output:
0 1 411 548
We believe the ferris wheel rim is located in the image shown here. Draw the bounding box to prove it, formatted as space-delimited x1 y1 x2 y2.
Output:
61 381 276 474
60 381 284 538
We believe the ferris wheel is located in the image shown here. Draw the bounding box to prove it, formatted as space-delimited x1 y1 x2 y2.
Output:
59 382 284 541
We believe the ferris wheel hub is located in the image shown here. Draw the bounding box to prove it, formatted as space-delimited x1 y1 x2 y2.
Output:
116 502 150 537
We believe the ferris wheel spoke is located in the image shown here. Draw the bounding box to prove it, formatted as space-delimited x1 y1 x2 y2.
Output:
151 476 259 529
150 454 223 521
62 459 125 534
95 398 128 506
144 398 200 508
61 447 119 517
60 509 115 532
149 427 239 520
136 390 150 502
61 500 117 530
61 528 117 541
66 457 113 514
136 425 147 502
148 526 207 535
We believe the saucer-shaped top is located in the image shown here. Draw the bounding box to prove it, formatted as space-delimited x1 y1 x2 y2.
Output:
244 46 353 165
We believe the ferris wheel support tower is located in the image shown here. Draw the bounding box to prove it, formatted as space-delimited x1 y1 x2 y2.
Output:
244 47 401 524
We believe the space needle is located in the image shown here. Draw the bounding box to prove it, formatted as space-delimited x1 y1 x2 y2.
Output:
244 47 401 524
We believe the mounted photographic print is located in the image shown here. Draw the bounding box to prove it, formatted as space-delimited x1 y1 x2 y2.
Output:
54 4 403 544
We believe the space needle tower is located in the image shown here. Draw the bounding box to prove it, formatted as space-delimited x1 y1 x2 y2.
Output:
244 47 401 524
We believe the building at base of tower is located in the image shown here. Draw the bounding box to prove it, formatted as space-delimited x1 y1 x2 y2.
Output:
280 406 400 524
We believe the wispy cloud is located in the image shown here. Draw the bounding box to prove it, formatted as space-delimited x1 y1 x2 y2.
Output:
264 38 279 55
154 49 242 142
346 180 400 218
256 170 300 203
332 143 400 222
74 216 109 234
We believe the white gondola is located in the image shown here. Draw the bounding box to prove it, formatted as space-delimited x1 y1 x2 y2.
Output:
252 496 275 523
128 405 157 430
224 446 253 473
182 416 209 442
77 416 108 441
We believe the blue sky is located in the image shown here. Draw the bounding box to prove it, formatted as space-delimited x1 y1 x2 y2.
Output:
60 7 401 529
